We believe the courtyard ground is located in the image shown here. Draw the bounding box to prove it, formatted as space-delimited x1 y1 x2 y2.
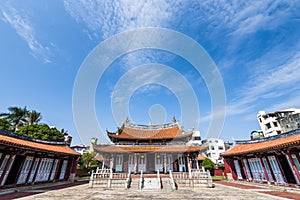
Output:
2 180 300 199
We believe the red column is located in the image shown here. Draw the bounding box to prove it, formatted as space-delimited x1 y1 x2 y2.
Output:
287 152 300 183
224 158 237 180
240 158 249 181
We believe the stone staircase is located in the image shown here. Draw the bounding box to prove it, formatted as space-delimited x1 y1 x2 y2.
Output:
161 178 173 191
142 178 160 190
129 177 140 190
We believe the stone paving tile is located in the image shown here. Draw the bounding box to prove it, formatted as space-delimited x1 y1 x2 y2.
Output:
261 191 300 200
16 183 288 200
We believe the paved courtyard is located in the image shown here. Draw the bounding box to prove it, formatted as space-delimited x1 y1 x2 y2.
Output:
14 182 295 200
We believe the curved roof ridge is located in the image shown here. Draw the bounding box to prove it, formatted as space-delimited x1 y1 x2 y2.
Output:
124 121 179 130
0 129 66 145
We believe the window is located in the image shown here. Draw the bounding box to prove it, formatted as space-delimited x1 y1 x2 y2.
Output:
210 146 215 150
218 146 224 150
266 123 271 129
273 122 278 127
234 160 243 180
259 118 262 123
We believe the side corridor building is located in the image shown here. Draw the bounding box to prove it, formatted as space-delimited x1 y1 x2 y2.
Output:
0 129 79 188
222 129 300 185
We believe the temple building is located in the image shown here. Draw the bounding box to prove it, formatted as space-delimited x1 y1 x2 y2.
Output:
0 129 79 188
93 119 207 174
222 129 300 185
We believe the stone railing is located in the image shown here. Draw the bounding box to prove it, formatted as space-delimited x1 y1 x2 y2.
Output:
172 170 214 188
89 168 129 188
157 170 161 189
169 170 177 190
126 171 131 189
139 170 143 190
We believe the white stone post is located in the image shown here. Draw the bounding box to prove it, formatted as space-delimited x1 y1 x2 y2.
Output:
187 155 192 178
164 153 167 174
134 153 137 174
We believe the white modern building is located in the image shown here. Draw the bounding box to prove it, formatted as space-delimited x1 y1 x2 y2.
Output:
187 130 202 145
275 108 300 133
257 108 300 138
202 138 226 164
257 111 283 138
70 145 90 155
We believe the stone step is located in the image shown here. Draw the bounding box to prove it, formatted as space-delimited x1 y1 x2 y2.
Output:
142 178 160 190
161 178 172 191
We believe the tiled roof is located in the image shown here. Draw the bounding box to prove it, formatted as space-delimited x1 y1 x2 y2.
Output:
221 132 300 157
93 153 104 161
94 145 205 153
0 134 79 156
108 125 192 140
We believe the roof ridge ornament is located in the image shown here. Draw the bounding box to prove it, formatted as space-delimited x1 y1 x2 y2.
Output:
125 117 130 124
172 116 177 123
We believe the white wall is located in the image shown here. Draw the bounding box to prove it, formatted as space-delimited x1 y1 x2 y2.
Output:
203 138 225 164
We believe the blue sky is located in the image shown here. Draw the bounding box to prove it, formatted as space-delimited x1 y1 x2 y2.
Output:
1 1 300 145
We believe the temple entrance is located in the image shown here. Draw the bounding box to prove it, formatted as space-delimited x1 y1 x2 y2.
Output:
5 155 23 185
278 155 296 184
147 153 155 173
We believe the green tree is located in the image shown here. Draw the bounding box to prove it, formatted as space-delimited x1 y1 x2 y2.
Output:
202 158 215 171
16 124 65 142
79 152 98 171
0 118 13 131
0 106 29 131
25 110 42 125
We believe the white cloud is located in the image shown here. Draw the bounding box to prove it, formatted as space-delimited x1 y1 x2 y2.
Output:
65 0 300 123
1 4 51 63
227 51 300 116
63 0 179 40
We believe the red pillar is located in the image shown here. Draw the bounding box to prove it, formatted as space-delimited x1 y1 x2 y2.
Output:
240 158 249 181
224 158 237 180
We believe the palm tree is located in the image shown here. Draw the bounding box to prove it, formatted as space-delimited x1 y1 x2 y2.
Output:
0 106 29 131
25 110 42 125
